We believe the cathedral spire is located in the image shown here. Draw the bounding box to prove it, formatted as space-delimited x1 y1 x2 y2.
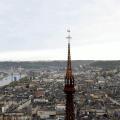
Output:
64 29 75 120
65 29 74 84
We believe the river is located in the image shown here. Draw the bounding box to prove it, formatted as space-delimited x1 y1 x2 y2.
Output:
0 73 26 87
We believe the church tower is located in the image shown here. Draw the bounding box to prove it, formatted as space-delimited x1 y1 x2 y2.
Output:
64 29 75 120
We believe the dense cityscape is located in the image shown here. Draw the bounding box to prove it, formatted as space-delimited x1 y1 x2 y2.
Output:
1 0 120 120
0 60 120 120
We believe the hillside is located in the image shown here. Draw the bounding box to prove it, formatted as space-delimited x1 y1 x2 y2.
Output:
90 61 120 69
0 60 93 69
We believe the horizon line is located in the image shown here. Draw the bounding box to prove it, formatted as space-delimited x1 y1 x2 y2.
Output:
0 59 120 62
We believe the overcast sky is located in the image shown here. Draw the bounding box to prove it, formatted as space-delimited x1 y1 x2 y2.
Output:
0 0 120 61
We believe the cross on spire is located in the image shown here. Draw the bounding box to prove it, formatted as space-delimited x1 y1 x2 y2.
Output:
66 29 72 44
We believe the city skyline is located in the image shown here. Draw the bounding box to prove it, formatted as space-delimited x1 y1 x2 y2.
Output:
0 0 120 61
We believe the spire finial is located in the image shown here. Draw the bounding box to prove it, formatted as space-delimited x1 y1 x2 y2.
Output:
66 29 72 44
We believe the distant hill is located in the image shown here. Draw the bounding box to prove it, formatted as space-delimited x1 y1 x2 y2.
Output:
0 60 93 69
90 61 120 69
1 60 120 70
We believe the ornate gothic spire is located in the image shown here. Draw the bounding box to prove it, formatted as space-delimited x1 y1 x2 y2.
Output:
64 29 75 120
65 29 74 85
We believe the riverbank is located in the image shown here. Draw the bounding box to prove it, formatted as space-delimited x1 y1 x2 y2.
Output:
0 73 26 87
